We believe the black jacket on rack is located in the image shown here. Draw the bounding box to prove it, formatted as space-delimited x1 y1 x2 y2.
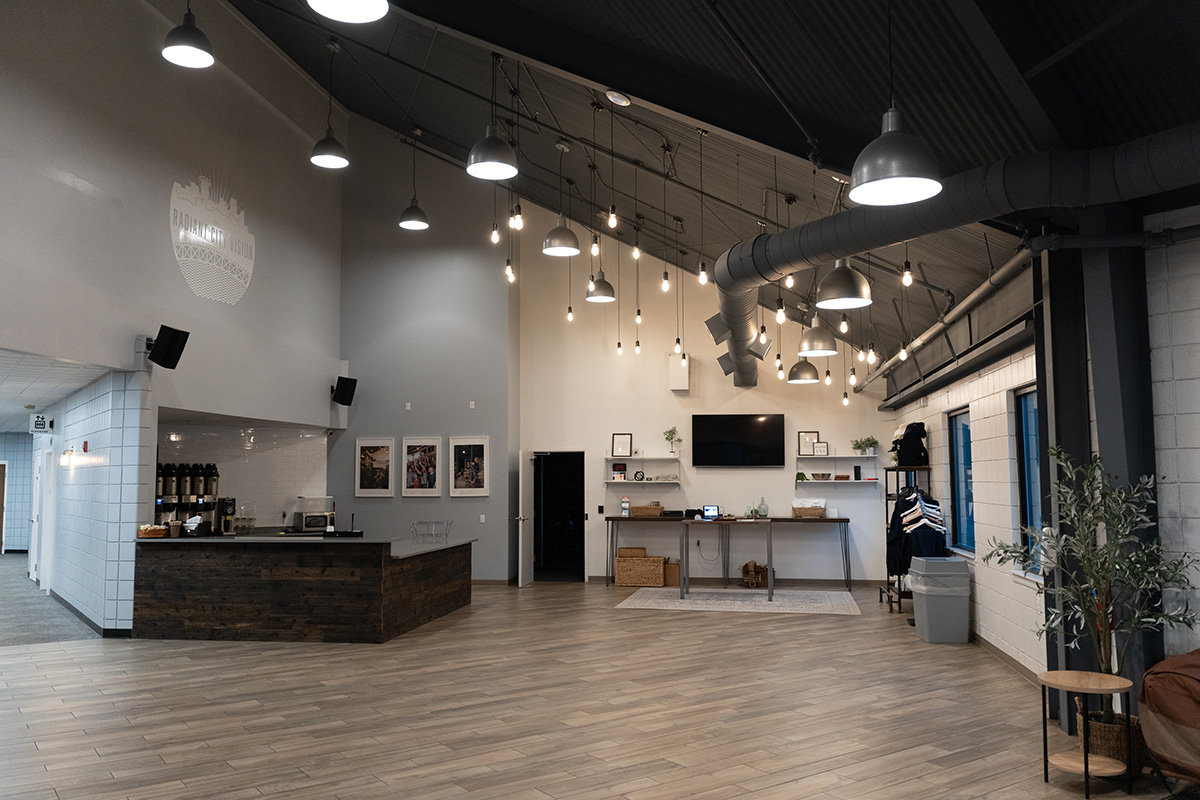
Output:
886 487 946 576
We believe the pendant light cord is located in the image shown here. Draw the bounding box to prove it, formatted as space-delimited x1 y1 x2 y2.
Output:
326 50 336 129
887 0 894 109
698 129 706 263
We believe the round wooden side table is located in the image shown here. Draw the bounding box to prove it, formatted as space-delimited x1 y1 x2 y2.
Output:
1038 670 1134 798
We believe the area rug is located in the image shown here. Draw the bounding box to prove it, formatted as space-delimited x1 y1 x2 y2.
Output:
617 587 861 616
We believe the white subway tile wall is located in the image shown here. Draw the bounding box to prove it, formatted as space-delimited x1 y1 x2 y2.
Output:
52 370 151 630
156 425 327 527
892 349 1047 674
0 432 34 551
1147 206 1200 655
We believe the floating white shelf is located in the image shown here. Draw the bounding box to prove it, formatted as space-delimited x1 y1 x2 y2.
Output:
605 480 680 486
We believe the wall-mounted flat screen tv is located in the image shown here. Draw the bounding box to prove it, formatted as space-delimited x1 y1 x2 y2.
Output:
692 414 785 467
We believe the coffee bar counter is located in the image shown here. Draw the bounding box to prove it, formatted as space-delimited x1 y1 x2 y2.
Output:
134 535 475 643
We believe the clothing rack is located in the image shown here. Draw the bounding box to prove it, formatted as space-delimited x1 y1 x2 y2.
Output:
880 466 932 613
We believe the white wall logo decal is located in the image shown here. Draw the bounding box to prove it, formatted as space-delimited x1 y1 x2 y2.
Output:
169 175 255 304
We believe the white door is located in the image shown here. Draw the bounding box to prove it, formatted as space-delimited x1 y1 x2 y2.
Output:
517 450 537 587
40 450 56 594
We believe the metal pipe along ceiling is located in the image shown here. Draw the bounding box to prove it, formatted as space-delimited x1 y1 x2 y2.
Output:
712 120 1200 386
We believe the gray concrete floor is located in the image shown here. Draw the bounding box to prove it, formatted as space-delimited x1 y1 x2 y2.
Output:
0 553 99 645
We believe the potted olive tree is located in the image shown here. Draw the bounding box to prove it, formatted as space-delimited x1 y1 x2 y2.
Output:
986 447 1197 769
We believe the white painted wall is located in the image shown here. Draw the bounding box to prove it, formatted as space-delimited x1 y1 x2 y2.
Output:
890 349 1047 674
0 0 344 428
0 434 34 551
156 424 328 527
517 203 893 582
1146 204 1200 656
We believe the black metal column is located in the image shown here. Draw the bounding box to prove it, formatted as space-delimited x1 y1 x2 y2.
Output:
1034 243 1095 731
1079 206 1163 700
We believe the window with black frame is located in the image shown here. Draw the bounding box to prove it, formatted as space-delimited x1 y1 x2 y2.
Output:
949 409 974 550
1015 388 1043 571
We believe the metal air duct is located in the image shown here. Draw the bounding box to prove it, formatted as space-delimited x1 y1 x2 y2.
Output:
713 120 1200 386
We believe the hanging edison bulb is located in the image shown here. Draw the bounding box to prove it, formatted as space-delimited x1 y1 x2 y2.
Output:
567 305 574 322
899 343 908 360
661 271 670 292
616 341 623 355
867 343 877 364
849 367 857 386
635 308 642 325
776 353 784 380
674 337 681 354
842 391 850 406
775 297 786 324
633 243 640 260
759 325 768 345
490 222 500 244
840 314 849 334
785 273 795 289
591 234 600 257
858 348 866 362
588 274 596 291
824 369 832 386
634 340 641 354
607 205 618 228
902 260 913 287
698 263 708 285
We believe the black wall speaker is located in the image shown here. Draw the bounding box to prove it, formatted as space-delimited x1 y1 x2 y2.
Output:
147 325 190 369
331 376 358 406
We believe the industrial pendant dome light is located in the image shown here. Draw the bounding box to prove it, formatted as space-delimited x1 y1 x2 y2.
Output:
848 2 940 206
585 269 615 303
308 0 388 23
467 57 518 180
397 139 429 230
543 141 579 256
816 258 872 309
311 42 349 169
162 3 214 69
799 316 839 358
787 357 820 384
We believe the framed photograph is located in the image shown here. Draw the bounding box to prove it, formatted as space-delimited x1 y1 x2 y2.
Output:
356 438 394 497
798 431 820 456
612 432 633 457
402 437 441 497
813 441 830 456
449 436 488 497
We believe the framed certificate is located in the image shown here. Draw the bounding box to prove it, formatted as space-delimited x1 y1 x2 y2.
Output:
798 431 819 456
611 432 633 457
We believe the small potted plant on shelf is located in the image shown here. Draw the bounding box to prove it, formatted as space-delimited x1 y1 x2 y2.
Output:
663 426 683 455
985 447 1198 771
851 436 879 456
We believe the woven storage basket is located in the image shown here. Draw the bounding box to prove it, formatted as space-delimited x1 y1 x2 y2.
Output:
793 506 826 518
1075 697 1145 773
615 556 666 586
630 505 664 517
617 546 646 557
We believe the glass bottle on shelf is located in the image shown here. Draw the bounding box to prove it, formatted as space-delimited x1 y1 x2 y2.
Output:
757 496 769 517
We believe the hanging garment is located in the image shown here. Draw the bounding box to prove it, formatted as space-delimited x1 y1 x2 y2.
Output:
887 488 945 575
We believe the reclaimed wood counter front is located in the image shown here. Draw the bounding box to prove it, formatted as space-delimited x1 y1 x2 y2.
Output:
134 537 474 643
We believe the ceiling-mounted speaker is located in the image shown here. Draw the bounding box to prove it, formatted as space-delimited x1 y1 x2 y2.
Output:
331 376 358 406
146 325 190 369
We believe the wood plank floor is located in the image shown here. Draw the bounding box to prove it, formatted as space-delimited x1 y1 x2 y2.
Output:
0 583 1176 799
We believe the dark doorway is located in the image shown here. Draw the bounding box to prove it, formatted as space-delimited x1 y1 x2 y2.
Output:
533 452 585 582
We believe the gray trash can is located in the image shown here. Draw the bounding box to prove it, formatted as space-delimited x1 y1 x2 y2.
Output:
908 556 971 643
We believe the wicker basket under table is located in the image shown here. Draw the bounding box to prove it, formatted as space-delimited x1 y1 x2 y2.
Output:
615 556 666 586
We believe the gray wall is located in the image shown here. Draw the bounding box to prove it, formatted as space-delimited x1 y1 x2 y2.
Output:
332 115 513 581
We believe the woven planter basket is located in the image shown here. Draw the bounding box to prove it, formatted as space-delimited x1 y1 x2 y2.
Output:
630 506 663 517
617 546 646 557
615 557 665 587
792 506 825 518
1075 697 1145 774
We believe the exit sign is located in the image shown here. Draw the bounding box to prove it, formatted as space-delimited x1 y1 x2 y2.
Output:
29 414 53 434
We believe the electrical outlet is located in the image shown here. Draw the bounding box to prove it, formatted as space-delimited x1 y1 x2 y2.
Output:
405 402 411 411
696 539 701 547
469 401 475 409
598 505 604 514
479 514 485 523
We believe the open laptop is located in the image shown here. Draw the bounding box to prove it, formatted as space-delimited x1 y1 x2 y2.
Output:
702 504 719 520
